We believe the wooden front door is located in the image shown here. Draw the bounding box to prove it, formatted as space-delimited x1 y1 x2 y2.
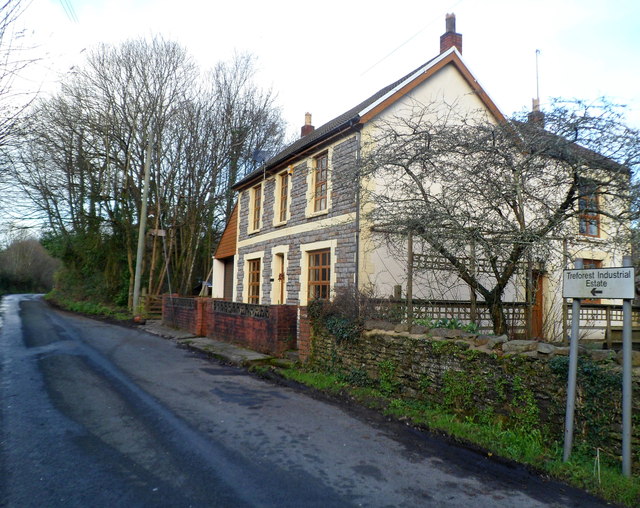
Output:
275 253 285 304
223 257 234 301
531 271 544 339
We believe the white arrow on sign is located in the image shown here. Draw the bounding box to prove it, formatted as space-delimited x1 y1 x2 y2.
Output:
562 267 635 300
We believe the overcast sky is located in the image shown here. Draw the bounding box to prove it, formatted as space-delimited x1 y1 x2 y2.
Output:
17 0 640 136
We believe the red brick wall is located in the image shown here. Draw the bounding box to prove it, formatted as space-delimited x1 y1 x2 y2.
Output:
163 297 298 356
201 298 215 337
297 306 311 361
162 295 199 334
201 303 297 356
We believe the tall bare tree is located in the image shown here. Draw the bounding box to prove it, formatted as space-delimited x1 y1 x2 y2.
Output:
362 98 639 334
0 0 39 219
0 0 32 152
13 40 286 304
208 53 286 219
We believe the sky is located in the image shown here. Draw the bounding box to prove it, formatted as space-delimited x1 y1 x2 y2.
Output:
16 0 640 138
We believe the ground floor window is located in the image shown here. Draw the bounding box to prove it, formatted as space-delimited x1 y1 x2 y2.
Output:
308 249 331 300
247 258 261 304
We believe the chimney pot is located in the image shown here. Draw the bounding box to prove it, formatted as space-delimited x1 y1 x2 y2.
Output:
445 12 456 32
440 13 462 54
301 112 315 137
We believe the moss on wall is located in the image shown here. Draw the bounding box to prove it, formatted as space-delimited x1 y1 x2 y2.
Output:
309 327 638 462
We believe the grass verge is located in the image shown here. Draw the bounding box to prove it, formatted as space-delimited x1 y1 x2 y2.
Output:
273 365 640 508
45 290 132 321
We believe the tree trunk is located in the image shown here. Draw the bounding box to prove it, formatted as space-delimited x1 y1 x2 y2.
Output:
487 295 508 336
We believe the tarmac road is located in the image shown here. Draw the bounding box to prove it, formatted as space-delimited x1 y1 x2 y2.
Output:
0 294 612 507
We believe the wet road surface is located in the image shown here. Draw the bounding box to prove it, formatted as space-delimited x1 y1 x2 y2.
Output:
0 294 611 507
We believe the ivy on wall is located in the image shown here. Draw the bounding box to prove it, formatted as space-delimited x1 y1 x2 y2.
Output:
307 320 637 462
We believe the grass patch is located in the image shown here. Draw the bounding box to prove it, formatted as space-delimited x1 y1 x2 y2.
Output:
45 290 132 321
274 365 640 507
279 368 347 393
249 365 271 376
349 386 390 410
543 453 640 507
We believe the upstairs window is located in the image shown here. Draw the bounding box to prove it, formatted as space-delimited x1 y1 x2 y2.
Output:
578 179 599 237
247 258 261 304
279 172 289 223
308 249 331 301
314 153 328 212
251 184 262 232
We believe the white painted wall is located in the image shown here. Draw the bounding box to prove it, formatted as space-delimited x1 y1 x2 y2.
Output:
212 258 225 298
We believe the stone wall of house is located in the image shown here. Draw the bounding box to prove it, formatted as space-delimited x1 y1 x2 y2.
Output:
236 134 359 304
309 323 640 463
328 135 359 212
235 225 358 305
237 134 358 243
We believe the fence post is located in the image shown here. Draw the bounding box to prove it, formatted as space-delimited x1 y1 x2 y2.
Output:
526 259 533 339
407 230 413 329
141 287 148 315
605 306 612 350
470 239 477 324
195 298 204 336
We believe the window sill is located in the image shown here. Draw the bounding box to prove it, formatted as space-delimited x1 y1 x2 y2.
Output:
273 220 288 228
578 233 602 239
306 209 329 219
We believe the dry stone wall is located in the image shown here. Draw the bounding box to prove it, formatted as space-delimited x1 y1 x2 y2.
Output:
309 321 640 464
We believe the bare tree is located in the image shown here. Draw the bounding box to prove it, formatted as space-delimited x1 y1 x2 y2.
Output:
208 52 286 220
154 54 286 294
361 98 639 334
0 236 61 292
0 0 39 218
13 41 286 304
0 0 33 151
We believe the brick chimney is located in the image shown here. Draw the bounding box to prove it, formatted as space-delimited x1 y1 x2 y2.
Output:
300 112 314 137
440 13 462 54
528 98 545 127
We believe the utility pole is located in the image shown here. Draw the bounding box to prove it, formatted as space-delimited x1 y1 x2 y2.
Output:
132 130 152 314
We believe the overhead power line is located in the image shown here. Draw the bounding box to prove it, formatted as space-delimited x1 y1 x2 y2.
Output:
58 0 79 23
360 0 465 77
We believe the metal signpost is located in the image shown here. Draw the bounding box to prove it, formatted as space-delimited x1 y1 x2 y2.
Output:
562 258 582 464
562 257 635 476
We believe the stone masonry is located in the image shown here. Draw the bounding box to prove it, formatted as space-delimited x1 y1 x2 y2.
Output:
236 134 359 305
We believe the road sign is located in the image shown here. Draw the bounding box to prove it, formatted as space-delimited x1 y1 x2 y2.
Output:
562 266 635 299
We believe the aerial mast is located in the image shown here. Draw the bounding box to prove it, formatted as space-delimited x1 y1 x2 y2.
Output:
528 49 545 125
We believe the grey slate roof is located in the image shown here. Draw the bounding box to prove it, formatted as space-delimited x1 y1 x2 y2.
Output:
233 55 439 190
512 120 625 173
